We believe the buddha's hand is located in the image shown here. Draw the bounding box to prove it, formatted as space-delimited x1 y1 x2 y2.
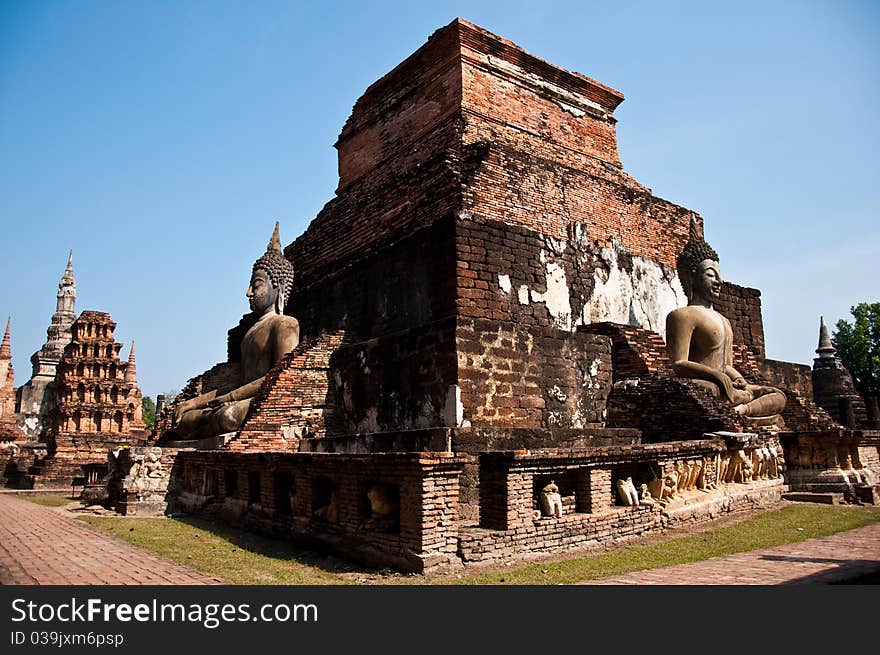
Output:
732 377 747 390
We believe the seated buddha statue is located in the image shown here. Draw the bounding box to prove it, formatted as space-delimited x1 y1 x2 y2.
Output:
665 219 785 423
167 222 300 439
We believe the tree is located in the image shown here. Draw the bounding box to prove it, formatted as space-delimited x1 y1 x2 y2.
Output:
142 396 156 431
832 302 880 399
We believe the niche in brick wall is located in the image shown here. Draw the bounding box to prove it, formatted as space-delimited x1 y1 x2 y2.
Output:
273 472 295 515
312 477 338 523
206 469 219 496
611 463 639 506
359 481 400 534
533 472 577 515
248 471 261 504
224 469 238 498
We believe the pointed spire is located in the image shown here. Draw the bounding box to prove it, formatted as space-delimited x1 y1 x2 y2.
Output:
268 221 281 254
124 341 137 383
60 249 75 286
0 318 11 360
816 316 836 358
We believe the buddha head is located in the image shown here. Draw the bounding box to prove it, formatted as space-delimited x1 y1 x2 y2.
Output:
248 222 294 316
677 217 721 302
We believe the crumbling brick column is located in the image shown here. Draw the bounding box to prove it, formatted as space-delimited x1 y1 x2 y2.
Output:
585 468 613 513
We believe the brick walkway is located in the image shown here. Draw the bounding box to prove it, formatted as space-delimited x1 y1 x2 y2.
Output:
0 494 222 585
582 522 880 584
2 493 877 585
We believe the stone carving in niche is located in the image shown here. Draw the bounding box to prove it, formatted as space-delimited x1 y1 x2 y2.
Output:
314 491 338 522
540 480 563 518
616 477 640 506
364 483 400 532
647 468 680 506
638 483 655 506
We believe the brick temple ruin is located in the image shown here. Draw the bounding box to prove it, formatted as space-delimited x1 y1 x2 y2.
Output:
16 252 77 438
123 19 880 571
2 254 151 489
0 319 19 441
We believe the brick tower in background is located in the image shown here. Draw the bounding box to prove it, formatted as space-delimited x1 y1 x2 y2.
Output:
16 251 77 437
26 311 148 487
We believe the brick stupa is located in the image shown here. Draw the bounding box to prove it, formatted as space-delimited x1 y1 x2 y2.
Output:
161 19 879 571
26 311 148 487
223 18 767 449
0 318 21 441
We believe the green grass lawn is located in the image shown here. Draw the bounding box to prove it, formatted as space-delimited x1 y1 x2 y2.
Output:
75 503 880 585
18 494 78 507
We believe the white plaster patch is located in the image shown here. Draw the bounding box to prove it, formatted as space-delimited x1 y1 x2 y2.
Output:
557 101 585 117
548 386 567 402
581 242 687 338
485 55 610 119
529 256 572 331
498 274 512 295
545 236 567 256
517 285 530 305
443 385 464 428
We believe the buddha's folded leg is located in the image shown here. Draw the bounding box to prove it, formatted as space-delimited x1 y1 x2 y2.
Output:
736 385 785 418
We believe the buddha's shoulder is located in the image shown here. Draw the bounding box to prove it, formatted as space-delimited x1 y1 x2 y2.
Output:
267 314 300 330
666 305 699 322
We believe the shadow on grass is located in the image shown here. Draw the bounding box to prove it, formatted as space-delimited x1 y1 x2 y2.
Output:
169 514 383 577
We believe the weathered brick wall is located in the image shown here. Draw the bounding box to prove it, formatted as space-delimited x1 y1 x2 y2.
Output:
291 217 457 341
460 139 695 269
580 323 671 381
458 19 623 167
229 332 347 451
761 359 813 401
462 441 734 563
232 320 458 450
287 121 461 306
457 319 611 428
328 318 457 435
27 429 147 488
606 374 740 441
171 450 465 573
335 23 464 190
715 282 765 359
454 208 688 340
176 361 243 403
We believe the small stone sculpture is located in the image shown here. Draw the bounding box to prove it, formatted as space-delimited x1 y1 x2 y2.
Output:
698 456 716 490
314 491 338 523
751 447 766 480
767 445 781 478
638 483 655 506
540 480 563 518
364 483 399 531
724 449 749 483
616 477 640 506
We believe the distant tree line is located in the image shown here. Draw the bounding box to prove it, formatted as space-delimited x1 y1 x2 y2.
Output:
833 302 879 403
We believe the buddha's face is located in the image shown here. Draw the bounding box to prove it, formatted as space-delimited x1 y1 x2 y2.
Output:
246 268 278 316
693 259 722 300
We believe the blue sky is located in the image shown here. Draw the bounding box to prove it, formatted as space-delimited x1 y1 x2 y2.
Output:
1 1 877 399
